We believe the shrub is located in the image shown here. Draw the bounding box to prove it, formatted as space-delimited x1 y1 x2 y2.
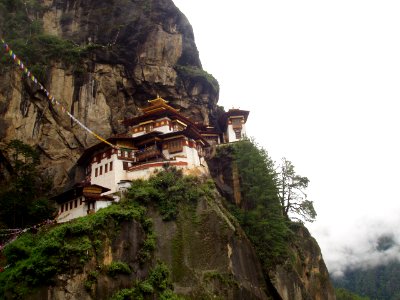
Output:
107 261 131 277
109 262 182 300
0 201 146 298
175 65 219 93
127 167 213 221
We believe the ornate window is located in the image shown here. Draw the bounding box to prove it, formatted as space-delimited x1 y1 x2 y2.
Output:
145 123 153 133
168 139 183 153
234 129 242 139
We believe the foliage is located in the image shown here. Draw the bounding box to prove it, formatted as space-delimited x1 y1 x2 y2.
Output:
138 231 156 263
0 0 97 81
0 140 55 229
127 167 214 221
0 200 147 298
335 288 370 300
203 271 238 287
107 261 131 277
333 261 400 300
175 65 219 93
84 270 99 291
220 139 291 269
278 158 316 223
110 262 183 300
0 0 43 40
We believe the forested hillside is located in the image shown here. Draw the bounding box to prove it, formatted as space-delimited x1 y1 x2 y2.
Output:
333 261 400 300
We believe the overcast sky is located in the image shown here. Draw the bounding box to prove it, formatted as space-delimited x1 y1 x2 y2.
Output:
173 0 400 276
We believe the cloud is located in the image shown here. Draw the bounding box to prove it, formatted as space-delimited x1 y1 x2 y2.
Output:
311 214 400 278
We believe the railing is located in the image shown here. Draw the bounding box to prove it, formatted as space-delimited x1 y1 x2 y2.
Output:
136 147 161 161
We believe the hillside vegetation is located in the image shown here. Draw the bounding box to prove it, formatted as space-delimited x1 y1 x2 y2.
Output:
334 262 400 300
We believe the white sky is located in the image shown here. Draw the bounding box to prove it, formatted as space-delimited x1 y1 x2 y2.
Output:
173 0 400 276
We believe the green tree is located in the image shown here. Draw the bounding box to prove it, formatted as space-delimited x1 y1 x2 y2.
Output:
0 140 55 228
225 139 290 268
278 158 316 223
336 288 370 300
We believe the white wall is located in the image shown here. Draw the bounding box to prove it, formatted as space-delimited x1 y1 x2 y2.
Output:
57 197 88 223
227 123 247 142
57 197 113 223
91 154 123 194
131 118 172 137
95 201 112 211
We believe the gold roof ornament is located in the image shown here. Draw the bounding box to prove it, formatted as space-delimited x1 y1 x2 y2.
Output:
142 96 177 114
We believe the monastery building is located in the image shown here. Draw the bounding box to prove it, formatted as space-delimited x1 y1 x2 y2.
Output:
53 97 249 223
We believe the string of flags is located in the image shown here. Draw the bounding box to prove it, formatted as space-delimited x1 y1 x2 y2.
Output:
0 37 117 149
0 219 56 254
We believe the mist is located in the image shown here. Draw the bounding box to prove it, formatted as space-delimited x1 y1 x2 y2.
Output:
313 214 400 277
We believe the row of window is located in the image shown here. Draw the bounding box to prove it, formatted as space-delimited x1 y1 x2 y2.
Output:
95 161 113 177
118 150 135 159
133 120 186 134
93 150 113 163
60 197 84 213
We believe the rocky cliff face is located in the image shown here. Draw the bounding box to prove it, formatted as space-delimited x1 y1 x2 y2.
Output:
0 0 219 188
0 1 336 299
269 225 336 300
208 153 336 300
21 190 275 300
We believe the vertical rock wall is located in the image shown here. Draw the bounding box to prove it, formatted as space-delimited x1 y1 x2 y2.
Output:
0 0 220 189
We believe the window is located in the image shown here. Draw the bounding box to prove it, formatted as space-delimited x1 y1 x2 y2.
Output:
234 129 242 139
110 162 113 171
70 201 73 210
95 168 98 177
65 203 68 211
61 205 64 213
80 197 83 205
105 164 108 173
169 139 183 153
123 161 129 170
100 166 103 175
145 124 153 133
75 200 78 208
232 118 242 127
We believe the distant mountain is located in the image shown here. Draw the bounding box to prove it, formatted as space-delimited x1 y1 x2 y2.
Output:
333 261 400 300
335 288 369 300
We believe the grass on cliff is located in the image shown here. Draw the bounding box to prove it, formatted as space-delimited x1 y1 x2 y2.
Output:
175 65 220 93
110 262 183 300
127 167 215 221
0 168 209 299
0 201 147 298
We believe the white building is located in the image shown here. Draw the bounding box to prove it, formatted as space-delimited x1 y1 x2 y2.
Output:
221 109 249 143
53 184 113 223
54 98 250 222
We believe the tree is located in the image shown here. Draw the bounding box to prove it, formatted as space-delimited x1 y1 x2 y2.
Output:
0 140 55 228
278 158 316 223
227 139 290 267
335 288 370 300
